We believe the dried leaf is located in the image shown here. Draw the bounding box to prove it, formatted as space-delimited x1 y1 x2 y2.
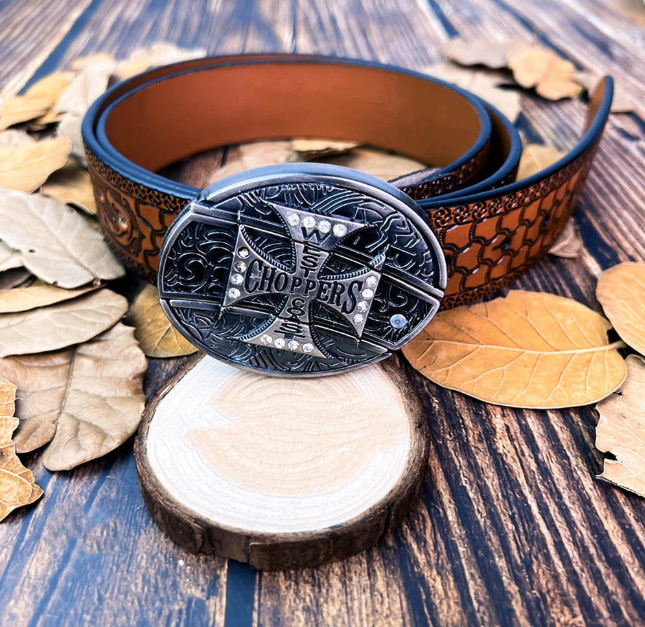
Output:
325 147 426 180
508 46 582 100
548 220 583 258
69 52 116 71
208 141 295 183
0 130 35 149
443 36 530 69
290 138 359 159
0 281 96 314
0 288 127 358
0 241 22 272
25 71 76 124
41 164 96 214
0 189 124 288
114 42 206 80
574 72 634 113
129 283 197 358
427 63 522 123
597 262 645 356
0 269 32 291
596 355 645 498
403 290 626 409
0 137 71 193
0 95 52 131
0 378 43 521
517 143 566 180
31 323 145 471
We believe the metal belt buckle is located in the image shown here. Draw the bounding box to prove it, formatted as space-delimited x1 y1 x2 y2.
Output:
158 163 447 376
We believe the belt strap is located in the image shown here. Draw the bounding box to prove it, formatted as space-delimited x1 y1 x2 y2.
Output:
82 54 612 308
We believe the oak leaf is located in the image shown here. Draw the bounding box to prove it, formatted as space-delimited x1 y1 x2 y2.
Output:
596 355 645 498
0 189 124 288
0 130 35 149
508 46 582 100
41 164 96 214
597 262 645 356
129 283 197 358
517 143 566 180
24 71 76 125
443 36 530 69
0 95 52 131
403 290 626 408
0 377 43 521
548 220 583 259
0 137 71 193
0 288 127 358
0 281 96 314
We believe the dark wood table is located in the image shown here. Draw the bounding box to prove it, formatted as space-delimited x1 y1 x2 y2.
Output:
2 0 645 625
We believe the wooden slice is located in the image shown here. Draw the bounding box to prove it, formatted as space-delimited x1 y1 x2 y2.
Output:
135 355 429 570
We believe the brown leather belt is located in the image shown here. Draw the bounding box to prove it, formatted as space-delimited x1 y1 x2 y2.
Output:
82 55 612 376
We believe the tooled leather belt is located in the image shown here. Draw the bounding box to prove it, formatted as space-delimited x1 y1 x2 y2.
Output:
83 54 613 376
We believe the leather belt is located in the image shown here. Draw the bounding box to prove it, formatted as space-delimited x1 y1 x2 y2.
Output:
82 55 612 376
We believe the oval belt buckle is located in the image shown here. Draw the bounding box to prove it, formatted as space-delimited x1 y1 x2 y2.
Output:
158 162 447 376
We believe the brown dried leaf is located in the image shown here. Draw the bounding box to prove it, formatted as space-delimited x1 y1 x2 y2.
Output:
290 138 359 160
508 46 582 100
25 71 76 125
548 220 583 258
0 281 97 314
0 137 71 193
0 377 43 521
574 71 634 113
0 95 52 131
403 290 626 409
0 189 124 288
114 42 206 80
443 36 530 69
324 147 426 180
0 130 35 149
0 289 127 358
39 323 146 471
129 283 197 358
597 262 645 356
41 164 96 214
208 141 295 183
517 143 566 180
427 63 522 123
596 355 645 498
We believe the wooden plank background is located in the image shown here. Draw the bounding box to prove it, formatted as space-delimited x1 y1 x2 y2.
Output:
2 0 645 625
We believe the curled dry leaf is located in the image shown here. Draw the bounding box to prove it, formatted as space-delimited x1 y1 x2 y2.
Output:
6 323 147 471
290 138 359 159
596 355 645 498
0 137 71 193
114 42 207 80
427 63 521 123
548 220 583 259
402 290 626 409
517 143 566 180
507 46 582 101
0 377 43 521
443 36 530 69
0 288 127 358
0 95 52 131
129 283 197 358
24 71 76 125
597 262 645 356
41 164 96 214
0 130 35 149
325 147 426 180
0 189 124 288
0 281 96 314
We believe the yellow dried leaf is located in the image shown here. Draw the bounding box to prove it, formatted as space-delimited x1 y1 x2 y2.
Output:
25 71 76 124
41 165 96 214
443 36 530 69
517 143 566 180
290 138 358 159
508 46 582 101
129 283 197 358
0 130 35 149
325 147 426 180
208 141 295 183
0 95 52 131
0 280 96 314
548 220 583 259
596 355 645 498
0 137 71 193
0 377 43 521
402 290 626 409
597 262 645 356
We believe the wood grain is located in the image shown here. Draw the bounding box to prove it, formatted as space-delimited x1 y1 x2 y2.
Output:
0 0 644 625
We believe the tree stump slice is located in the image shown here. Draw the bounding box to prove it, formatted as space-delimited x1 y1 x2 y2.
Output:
135 355 429 570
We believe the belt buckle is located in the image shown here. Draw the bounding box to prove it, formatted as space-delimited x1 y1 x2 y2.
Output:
158 162 447 376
